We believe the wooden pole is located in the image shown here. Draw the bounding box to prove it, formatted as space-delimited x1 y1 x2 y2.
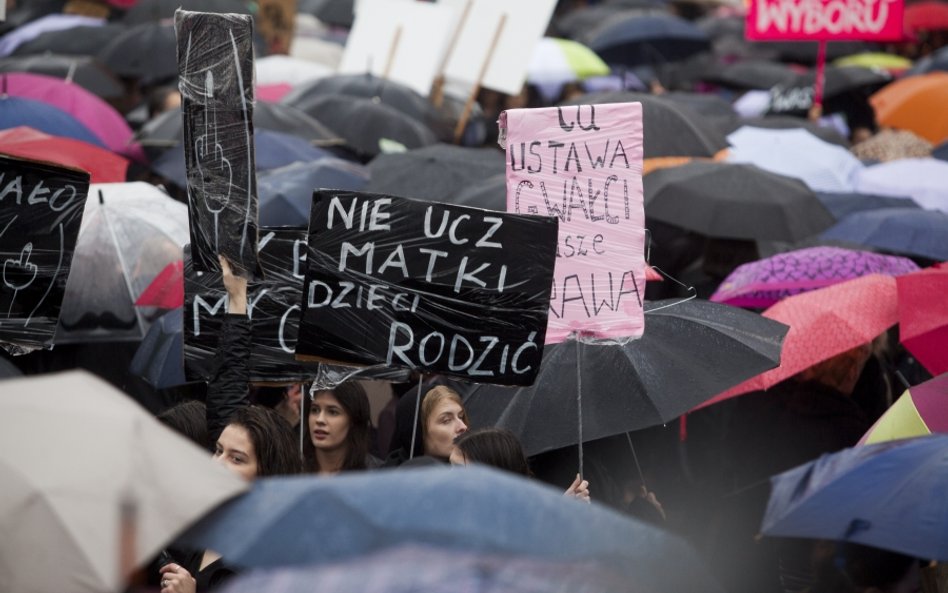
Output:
452 13 507 144
430 0 473 107
382 25 403 80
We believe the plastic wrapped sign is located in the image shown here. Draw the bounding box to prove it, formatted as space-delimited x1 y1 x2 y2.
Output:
500 103 646 344
0 155 88 354
296 190 559 386
175 10 261 277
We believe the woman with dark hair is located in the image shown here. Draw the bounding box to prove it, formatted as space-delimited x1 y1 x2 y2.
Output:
303 382 377 475
215 406 303 480
158 400 212 451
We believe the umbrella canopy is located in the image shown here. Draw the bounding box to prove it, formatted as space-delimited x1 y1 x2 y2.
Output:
853 158 948 212
0 126 128 183
97 22 176 86
563 91 729 158
727 126 864 192
452 174 507 211
0 72 139 158
366 144 504 202
705 60 799 90
898 263 948 376
663 91 736 118
908 45 948 76
130 306 186 388
0 54 123 99
221 544 648 593
644 161 835 242
0 14 104 57
179 466 724 593
255 55 333 88
10 24 125 57
464 299 787 456
833 52 913 74
814 191 920 219
303 0 355 28
904 1 948 33
860 373 948 444
762 435 948 561
587 13 710 68
258 159 369 227
821 207 948 261
703 274 899 406
151 128 335 189
0 95 106 147
767 66 890 117
135 259 183 309
0 370 248 593
850 129 932 162
711 247 919 308
717 115 850 148
56 182 189 343
123 0 251 24
871 72 948 145
527 37 610 86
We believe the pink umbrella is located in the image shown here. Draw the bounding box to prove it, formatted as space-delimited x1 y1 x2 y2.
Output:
711 246 919 308
0 72 145 162
898 262 948 376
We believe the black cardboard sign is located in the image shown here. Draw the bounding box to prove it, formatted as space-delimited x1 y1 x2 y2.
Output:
175 9 261 277
296 190 559 386
0 154 88 354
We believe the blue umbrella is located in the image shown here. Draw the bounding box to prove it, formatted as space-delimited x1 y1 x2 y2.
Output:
814 191 921 220
258 159 368 227
932 141 948 162
762 435 948 561
152 129 333 189
180 466 723 593
0 96 107 147
129 307 186 389
820 207 948 261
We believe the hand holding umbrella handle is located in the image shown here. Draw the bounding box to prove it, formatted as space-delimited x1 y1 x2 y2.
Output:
564 473 591 503
158 563 196 593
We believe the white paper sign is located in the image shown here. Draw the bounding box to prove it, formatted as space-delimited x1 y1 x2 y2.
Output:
441 0 556 96
339 0 456 97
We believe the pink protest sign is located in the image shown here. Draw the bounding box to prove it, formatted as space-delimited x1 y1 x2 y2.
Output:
500 103 645 345
746 0 904 41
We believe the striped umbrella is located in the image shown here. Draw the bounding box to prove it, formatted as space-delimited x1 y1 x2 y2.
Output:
860 374 948 444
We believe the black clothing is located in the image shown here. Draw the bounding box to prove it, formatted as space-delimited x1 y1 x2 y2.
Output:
205 314 251 442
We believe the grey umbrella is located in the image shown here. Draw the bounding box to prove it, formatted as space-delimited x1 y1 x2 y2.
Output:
367 144 504 202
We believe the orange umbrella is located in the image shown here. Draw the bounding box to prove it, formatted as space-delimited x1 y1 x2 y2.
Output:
870 72 948 145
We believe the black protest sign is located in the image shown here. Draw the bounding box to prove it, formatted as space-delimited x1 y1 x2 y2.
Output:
0 154 88 354
296 191 559 386
184 229 318 382
175 10 261 277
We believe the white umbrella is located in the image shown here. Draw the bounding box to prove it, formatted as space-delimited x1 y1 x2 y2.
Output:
854 157 948 213
0 371 248 593
726 126 864 192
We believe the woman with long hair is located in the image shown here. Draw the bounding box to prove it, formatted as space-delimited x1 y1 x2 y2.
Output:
303 382 376 475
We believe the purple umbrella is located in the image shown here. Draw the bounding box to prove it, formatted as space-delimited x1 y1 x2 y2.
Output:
711 246 920 308
0 73 144 161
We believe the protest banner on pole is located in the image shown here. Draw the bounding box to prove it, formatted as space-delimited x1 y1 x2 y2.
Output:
339 0 455 97
500 103 646 344
295 190 559 386
0 154 88 354
258 0 297 55
746 0 905 41
175 10 262 278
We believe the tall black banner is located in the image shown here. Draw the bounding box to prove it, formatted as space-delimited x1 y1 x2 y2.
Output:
296 190 559 386
176 9 261 277
0 155 88 354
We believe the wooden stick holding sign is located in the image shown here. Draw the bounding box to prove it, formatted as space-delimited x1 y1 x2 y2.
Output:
175 10 262 278
430 0 473 108
453 13 506 144
382 25 403 80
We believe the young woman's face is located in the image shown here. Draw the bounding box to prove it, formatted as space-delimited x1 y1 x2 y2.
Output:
213 424 258 481
308 390 351 452
424 398 468 459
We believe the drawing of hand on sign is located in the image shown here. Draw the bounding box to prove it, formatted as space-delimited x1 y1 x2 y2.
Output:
194 70 234 253
4 243 38 317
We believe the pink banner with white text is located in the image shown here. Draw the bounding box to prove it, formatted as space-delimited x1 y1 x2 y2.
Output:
500 103 646 345
746 0 904 41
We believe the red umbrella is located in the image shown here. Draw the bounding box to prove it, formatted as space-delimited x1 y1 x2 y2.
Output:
898 262 948 376
135 259 184 309
0 126 127 183
905 1 948 33
699 274 899 408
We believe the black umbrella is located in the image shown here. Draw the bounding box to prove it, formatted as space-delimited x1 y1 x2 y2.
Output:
815 191 921 220
296 94 438 158
11 24 126 57
463 299 788 456
563 91 728 158
588 14 711 68
663 91 735 117
705 60 799 90
0 54 123 98
259 159 369 227
98 22 177 86
299 0 355 28
283 73 451 140
123 0 251 25
765 40 874 64
768 66 891 117
644 161 837 242
366 144 504 202
452 174 506 210
130 307 187 389
555 5 658 42
718 116 850 148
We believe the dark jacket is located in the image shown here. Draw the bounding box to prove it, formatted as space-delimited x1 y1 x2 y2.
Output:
205 314 251 443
